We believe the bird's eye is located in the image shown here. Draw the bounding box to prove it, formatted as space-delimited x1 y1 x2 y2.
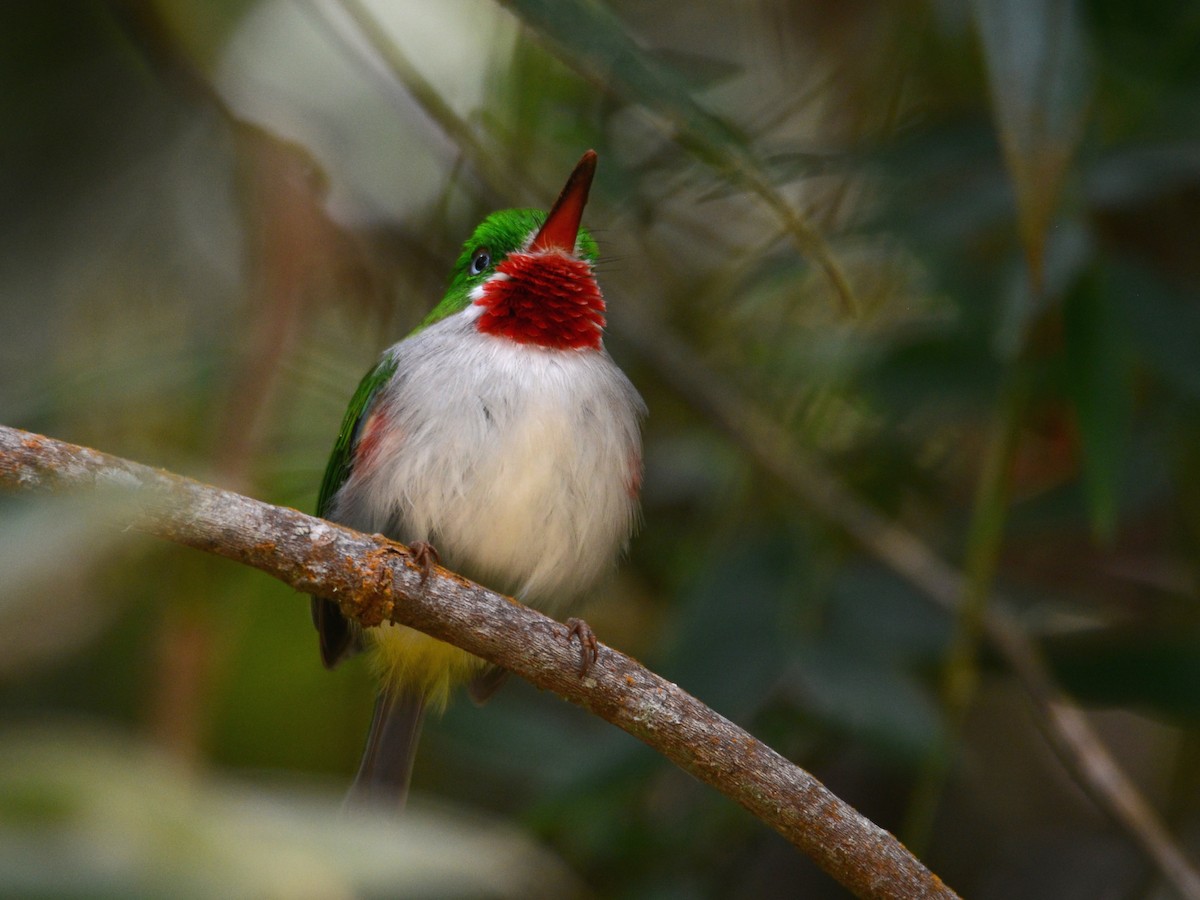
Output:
469 248 492 275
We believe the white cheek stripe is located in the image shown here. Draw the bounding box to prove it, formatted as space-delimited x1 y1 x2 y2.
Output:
469 271 511 303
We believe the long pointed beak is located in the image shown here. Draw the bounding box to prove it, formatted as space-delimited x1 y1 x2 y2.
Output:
528 150 597 254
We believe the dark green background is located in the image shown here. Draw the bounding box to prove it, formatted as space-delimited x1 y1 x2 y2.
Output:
2 1 1199 897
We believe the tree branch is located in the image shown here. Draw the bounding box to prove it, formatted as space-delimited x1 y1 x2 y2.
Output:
0 424 959 900
612 308 1200 900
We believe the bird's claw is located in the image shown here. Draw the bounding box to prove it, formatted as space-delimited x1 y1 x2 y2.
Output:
565 617 598 676
409 540 440 583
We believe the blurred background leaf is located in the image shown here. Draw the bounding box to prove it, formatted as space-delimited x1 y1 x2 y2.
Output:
0 723 580 899
972 0 1091 286
2 0 1200 896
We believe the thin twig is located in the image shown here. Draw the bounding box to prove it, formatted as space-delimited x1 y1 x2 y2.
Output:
316 0 542 204
0 423 958 900
612 307 1200 900
905 369 1030 850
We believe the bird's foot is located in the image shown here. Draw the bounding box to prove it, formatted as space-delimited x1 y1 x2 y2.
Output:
408 540 440 583
564 617 599 676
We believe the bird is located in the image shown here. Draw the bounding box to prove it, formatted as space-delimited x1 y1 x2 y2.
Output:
311 151 645 809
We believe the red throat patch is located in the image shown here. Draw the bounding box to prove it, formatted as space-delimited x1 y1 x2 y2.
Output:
474 251 605 350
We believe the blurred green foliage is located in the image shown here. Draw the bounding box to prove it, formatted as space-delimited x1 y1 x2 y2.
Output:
2 0 1200 897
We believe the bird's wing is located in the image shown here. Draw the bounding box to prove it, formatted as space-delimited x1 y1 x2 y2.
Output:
316 354 398 519
311 353 399 669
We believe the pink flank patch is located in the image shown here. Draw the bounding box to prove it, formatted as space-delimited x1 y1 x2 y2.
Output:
354 408 390 471
475 251 605 350
626 449 644 499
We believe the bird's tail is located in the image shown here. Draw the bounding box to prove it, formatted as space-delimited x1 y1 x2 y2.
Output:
346 688 426 810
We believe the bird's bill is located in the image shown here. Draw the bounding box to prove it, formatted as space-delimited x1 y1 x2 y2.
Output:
529 150 597 254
